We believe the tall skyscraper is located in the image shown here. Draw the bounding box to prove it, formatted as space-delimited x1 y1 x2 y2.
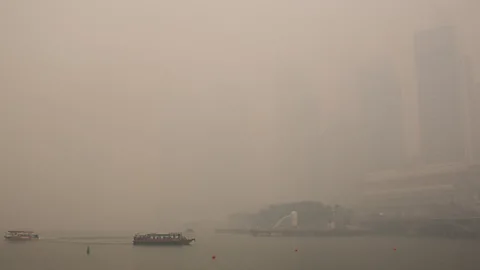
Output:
470 82 480 162
459 56 475 163
358 63 405 172
272 70 325 199
414 26 466 164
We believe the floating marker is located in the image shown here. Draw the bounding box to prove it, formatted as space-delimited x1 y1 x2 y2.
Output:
86 246 90 255
393 248 397 251
212 255 216 260
294 248 298 252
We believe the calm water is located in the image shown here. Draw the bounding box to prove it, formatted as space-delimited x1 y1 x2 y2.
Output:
1 233 480 270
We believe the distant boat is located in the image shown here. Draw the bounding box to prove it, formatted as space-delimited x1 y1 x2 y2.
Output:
133 232 195 246
4 231 39 241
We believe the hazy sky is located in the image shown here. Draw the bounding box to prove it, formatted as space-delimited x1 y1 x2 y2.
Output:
1 0 479 231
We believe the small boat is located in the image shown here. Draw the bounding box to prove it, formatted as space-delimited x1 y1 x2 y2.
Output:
4 231 39 241
133 232 195 246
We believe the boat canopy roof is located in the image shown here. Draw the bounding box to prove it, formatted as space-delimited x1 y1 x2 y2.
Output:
136 232 183 236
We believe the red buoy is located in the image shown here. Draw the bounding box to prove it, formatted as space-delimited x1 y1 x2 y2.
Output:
294 248 298 252
212 255 216 260
393 248 397 251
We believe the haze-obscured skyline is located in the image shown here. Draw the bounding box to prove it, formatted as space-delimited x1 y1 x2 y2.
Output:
1 0 479 231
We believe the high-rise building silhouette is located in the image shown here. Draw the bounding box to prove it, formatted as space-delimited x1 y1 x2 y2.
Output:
458 56 475 163
358 63 405 172
414 26 466 164
470 82 480 162
272 70 324 198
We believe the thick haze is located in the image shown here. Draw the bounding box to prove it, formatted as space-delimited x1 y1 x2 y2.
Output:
1 0 479 231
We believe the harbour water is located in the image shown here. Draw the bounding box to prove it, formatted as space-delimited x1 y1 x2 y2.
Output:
2 232 480 270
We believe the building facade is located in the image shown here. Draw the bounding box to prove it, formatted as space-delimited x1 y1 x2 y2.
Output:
469 82 480 162
358 26 480 218
361 164 480 218
357 63 405 172
414 26 466 164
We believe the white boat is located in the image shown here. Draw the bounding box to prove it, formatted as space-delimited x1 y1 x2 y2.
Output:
4 231 39 241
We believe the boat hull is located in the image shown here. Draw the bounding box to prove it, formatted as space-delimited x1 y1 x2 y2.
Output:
133 239 194 246
4 236 39 241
